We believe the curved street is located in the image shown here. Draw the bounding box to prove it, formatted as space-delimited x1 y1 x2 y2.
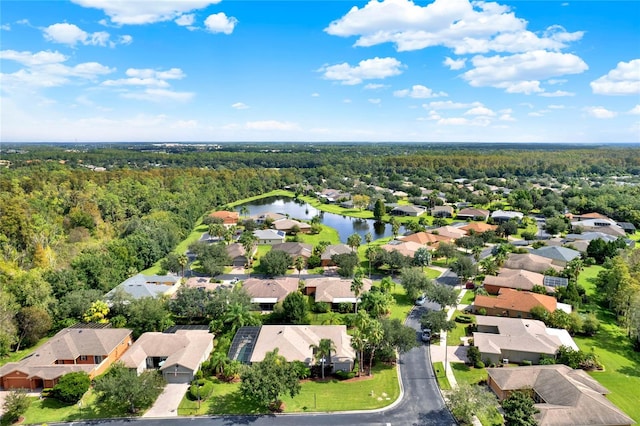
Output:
69 304 455 426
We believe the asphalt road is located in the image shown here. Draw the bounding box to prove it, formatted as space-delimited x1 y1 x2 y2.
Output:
65 306 455 426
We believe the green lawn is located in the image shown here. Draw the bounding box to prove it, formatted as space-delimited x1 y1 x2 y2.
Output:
21 390 129 424
447 311 476 347
0 337 48 367
450 363 488 386
178 364 399 415
432 362 451 390
577 264 604 298
388 285 413 322
459 290 475 305
296 224 341 246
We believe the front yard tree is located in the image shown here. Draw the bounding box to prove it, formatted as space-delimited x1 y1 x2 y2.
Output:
353 194 370 211
260 249 292 277
347 233 362 253
435 242 458 265
51 371 90 403
294 256 306 279
309 338 336 379
413 247 432 271
400 267 432 300
331 252 359 278
359 289 394 319
240 348 301 411
451 256 478 283
2 389 31 424
380 318 419 356
15 305 52 351
428 283 459 309
280 291 309 324
94 363 165 414
351 270 364 313
421 309 455 334
502 390 539 426
125 296 174 338
446 383 499 425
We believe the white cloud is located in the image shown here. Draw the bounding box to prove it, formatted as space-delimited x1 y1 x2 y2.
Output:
311 92 320 97
319 57 404 85
444 56 466 70
629 105 640 115
368 98 381 104
364 83 386 89
175 14 195 27
423 100 481 110
584 106 617 119
43 23 129 47
548 104 565 109
245 120 298 131
0 49 114 89
393 84 447 98
438 117 469 126
102 77 170 88
539 90 574 97
204 13 238 34
1 24 11 31
590 59 640 95
463 50 588 93
126 68 185 80
121 88 194 103
465 106 495 116
325 0 583 54
343 98 352 103
232 102 249 109
71 0 220 25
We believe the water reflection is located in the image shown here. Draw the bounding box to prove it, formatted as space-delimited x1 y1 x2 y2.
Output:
236 197 405 243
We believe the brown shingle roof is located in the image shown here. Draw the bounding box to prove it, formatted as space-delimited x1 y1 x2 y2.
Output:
483 268 545 292
460 222 498 233
503 253 563 274
305 277 372 303
242 277 299 302
400 231 450 245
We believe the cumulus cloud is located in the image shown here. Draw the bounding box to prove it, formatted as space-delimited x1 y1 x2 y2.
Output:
319 57 404 85
0 49 114 89
204 12 238 34
393 84 447 98
463 50 587 93
465 106 495 116
364 83 386 89
629 105 640 115
539 90 574 97
444 57 466 70
584 106 617 119
368 98 381 104
175 14 195 27
43 23 131 47
102 68 185 88
1 24 11 31
246 120 298 131
232 102 249 109
590 59 640 95
71 0 220 25
121 88 194 103
325 0 583 54
423 100 482 110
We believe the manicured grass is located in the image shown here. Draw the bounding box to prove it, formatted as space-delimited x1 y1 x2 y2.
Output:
577 264 604 299
450 363 488 386
21 390 129 424
178 364 399 415
460 290 475 305
296 224 341 246
432 362 451 390
447 311 475 346
388 284 413 322
425 267 442 280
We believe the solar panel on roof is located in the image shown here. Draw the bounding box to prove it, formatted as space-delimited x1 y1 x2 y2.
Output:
543 276 568 288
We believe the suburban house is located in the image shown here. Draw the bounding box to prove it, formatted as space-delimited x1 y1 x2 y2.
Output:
472 288 559 318
242 277 299 310
209 210 239 227
487 365 634 426
229 325 355 373
381 239 425 258
530 246 581 267
181 277 232 293
270 242 313 260
490 210 524 223
318 189 350 204
0 327 133 390
431 205 454 218
304 277 372 309
252 212 286 225
272 218 312 234
320 244 353 267
119 329 214 384
226 243 256 267
391 205 426 217
503 253 563 274
456 207 490 221
618 221 637 234
431 225 467 240
399 231 451 246
472 316 577 365
460 222 498 234
253 229 286 245
570 217 627 238
483 269 551 294
105 273 181 300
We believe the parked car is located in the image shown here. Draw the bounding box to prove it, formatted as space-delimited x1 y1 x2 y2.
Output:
421 328 432 342
415 293 426 305
465 281 475 289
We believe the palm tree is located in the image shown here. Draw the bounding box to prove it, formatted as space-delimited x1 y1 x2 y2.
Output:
347 233 362 253
294 256 305 279
209 351 229 377
239 231 258 267
209 223 226 241
321 312 342 325
223 303 257 333
351 270 364 314
240 205 249 219
177 254 188 278
309 338 336 380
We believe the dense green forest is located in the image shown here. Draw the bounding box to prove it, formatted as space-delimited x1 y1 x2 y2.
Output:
1 142 639 357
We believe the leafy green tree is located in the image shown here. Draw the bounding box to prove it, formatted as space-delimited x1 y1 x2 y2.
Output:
451 256 478 282
160 252 183 275
239 231 258 267
353 194 370 211
544 217 568 235
57 289 103 323
421 309 455 334
427 284 458 309
400 267 432 300
240 348 301 410
309 338 336 379
0 289 18 357
125 297 174 338
51 372 91 403
379 318 419 358
260 249 292 277
435 242 458 265
502 390 539 426
359 290 394 318
83 300 110 323
446 383 498 425
2 389 31 424
331 252 360 278
497 220 519 237
582 313 600 336
347 233 362 253
94 363 166 414
373 199 386 221
169 286 213 320
413 247 432 271
390 217 400 238
15 306 52 351
279 291 309 324
222 302 260 333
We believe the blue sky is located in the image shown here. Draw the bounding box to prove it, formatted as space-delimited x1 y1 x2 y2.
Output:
1 0 639 143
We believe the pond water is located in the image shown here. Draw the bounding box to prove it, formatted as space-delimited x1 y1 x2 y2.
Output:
236 197 406 243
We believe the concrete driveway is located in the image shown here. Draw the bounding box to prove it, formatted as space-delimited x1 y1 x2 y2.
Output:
143 383 189 418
